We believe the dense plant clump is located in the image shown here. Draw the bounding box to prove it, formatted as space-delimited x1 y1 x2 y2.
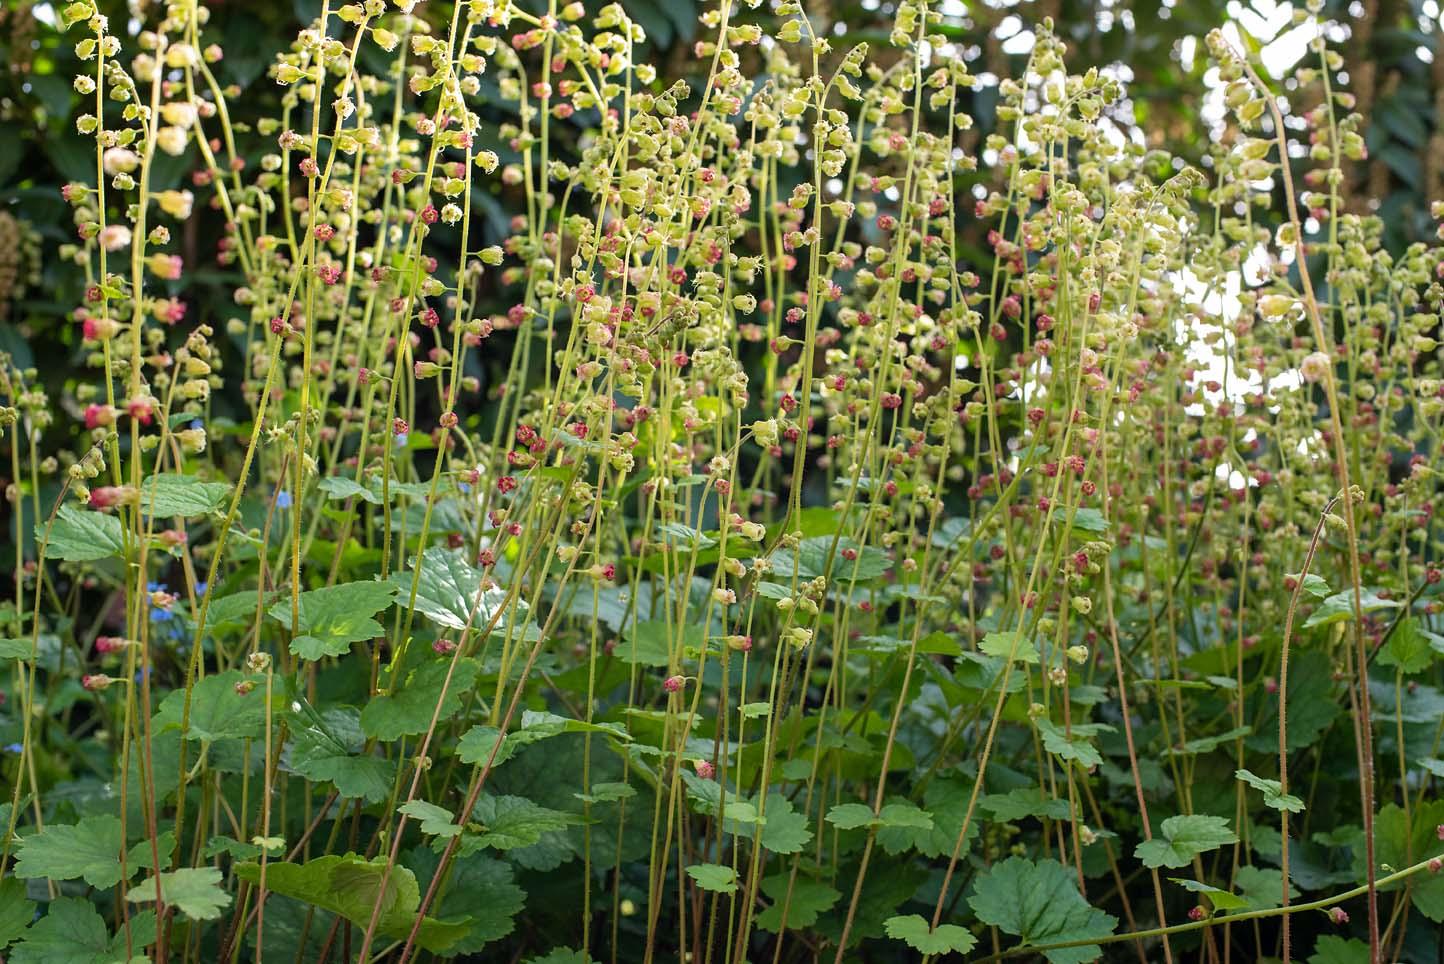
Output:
4 0 1444 961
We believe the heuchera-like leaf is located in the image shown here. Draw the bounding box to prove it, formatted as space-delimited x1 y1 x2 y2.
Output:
969 857 1117 964
1135 814 1238 869
284 706 397 803
685 863 739 893
884 914 978 955
360 657 480 741
268 580 397 660
125 867 231 920
234 854 470 953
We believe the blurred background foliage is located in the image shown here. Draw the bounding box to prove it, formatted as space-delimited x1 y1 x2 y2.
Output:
0 0 1441 441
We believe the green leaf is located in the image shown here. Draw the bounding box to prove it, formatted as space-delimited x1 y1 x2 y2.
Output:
204 836 262 860
198 590 272 634
1235 769 1306 813
1307 935 1371 964
1169 878 1248 911
759 793 813 855
14 814 127 888
1286 573 1331 598
1248 650 1340 753
361 657 480 741
318 475 382 505
459 790 577 848
574 782 636 805
39 505 125 562
878 800 934 830
1411 870 1444 922
10 899 154 964
268 580 397 660
400 800 462 838
907 777 981 859
980 786 1071 822
156 670 265 743
457 712 630 771
125 867 231 920
826 803 877 830
140 473 231 517
1135 815 1238 869
686 862 739 893
525 950 598 964
1036 719 1110 768
464 795 579 851
1235 865 1300 910
235 854 469 954
0 637 33 660
770 536 889 581
618 619 702 667
1303 588 1401 630
1070 507 1110 532
969 857 1117 963
884 913 978 956
0 878 35 950
284 707 397 803
457 725 513 769
755 874 840 932
656 522 716 551
1376 618 1434 674
1170 726 1252 756
415 851 524 954
393 547 531 637
979 630 1039 664
681 771 760 824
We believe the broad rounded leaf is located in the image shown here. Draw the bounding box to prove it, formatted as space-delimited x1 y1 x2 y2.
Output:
268 580 396 660
391 546 533 638
235 854 468 954
284 707 396 802
1135 814 1237 870
125 867 230 920
685 862 739 893
361 657 479 741
969 857 1117 964
140 473 231 517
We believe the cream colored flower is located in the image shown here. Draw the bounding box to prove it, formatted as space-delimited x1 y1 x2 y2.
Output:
98 225 132 252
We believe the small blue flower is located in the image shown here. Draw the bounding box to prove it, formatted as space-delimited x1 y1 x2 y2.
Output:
190 419 203 431
276 490 293 510
3 743 22 754
394 433 409 447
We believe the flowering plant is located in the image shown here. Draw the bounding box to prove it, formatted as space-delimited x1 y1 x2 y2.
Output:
3 1 1444 963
